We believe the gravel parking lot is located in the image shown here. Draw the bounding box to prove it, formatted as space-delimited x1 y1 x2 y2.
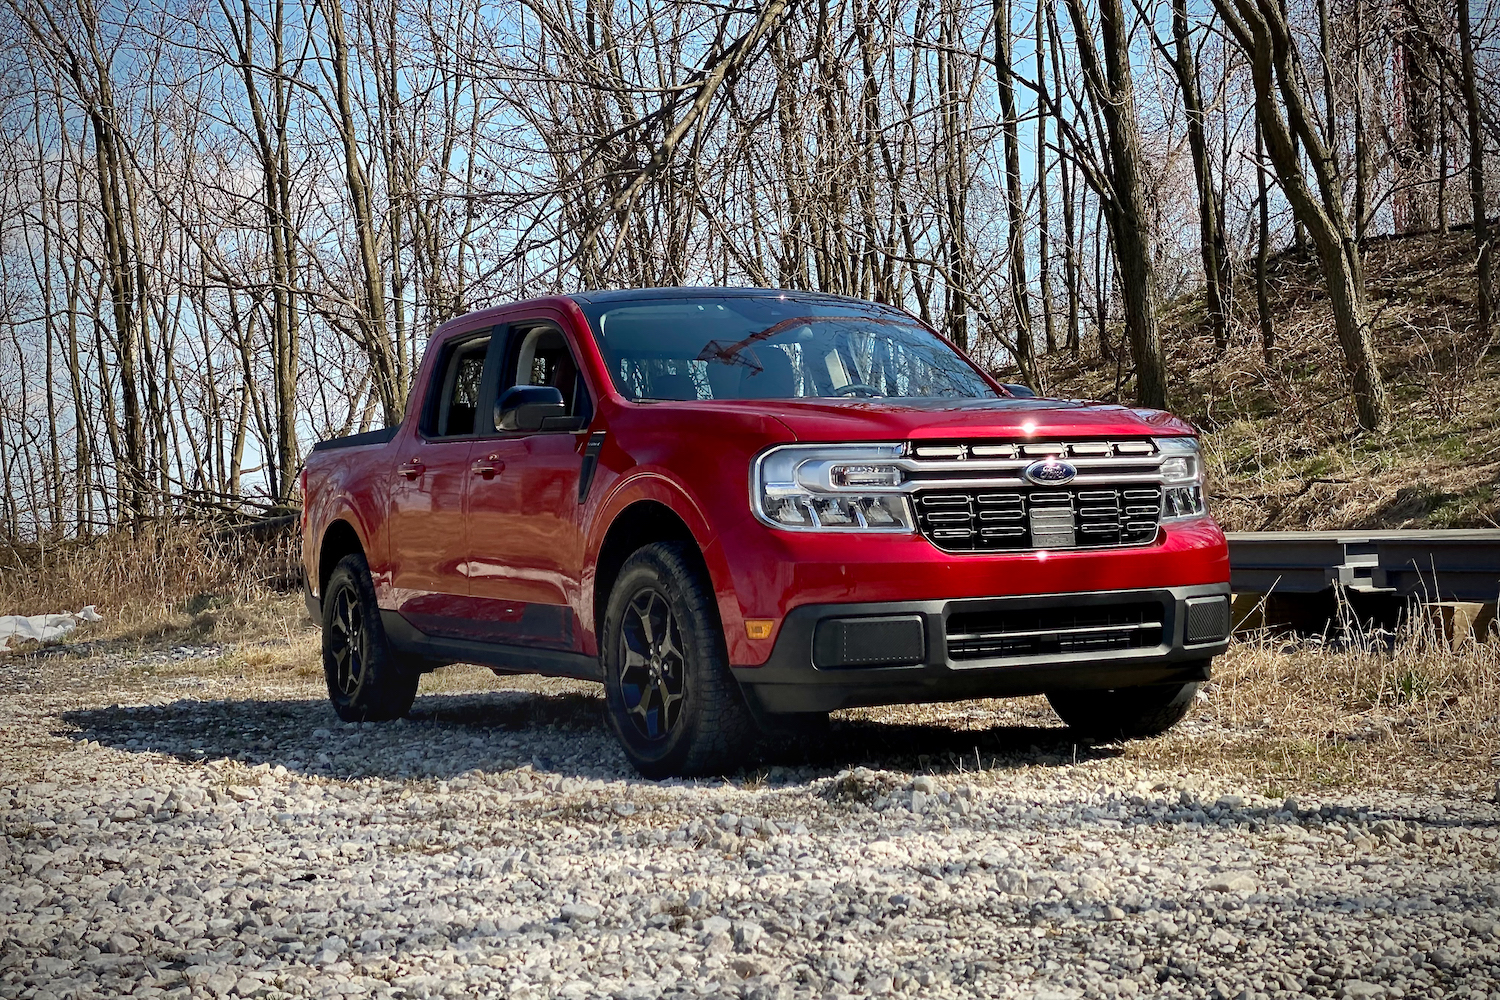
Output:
3 635 1499 1000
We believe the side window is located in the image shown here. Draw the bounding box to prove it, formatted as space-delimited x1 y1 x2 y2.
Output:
496 324 593 428
429 336 490 437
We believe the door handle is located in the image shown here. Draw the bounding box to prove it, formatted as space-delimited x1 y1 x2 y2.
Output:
398 458 424 480
471 455 503 479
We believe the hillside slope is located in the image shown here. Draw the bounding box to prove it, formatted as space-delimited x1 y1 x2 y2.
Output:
1031 229 1500 532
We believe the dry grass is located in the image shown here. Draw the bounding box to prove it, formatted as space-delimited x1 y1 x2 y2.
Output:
7 581 1495 793
5 509 1488 797
1125 615 1500 792
0 520 300 644
831 611 1499 792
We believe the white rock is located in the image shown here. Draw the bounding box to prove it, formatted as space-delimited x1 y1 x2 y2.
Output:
561 902 599 922
1207 872 1256 892
733 920 764 951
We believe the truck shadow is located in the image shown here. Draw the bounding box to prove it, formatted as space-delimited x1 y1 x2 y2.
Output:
59 686 1117 783
57 689 1488 835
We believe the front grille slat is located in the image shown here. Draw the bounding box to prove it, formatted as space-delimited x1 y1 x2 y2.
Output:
947 601 1165 660
916 485 1162 552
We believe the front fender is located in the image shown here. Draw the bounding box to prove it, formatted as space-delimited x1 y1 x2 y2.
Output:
582 470 746 656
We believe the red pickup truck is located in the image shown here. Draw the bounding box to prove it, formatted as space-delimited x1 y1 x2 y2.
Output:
301 288 1230 776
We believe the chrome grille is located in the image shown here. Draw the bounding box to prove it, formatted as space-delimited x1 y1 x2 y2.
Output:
947 601 1165 660
906 439 1166 552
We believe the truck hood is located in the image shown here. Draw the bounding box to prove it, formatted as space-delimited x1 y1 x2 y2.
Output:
750 396 1199 442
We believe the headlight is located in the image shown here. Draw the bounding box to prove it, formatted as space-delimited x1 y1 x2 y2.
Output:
753 444 915 532
1153 436 1207 519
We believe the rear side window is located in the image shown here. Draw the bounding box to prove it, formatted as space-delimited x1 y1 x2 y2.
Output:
428 336 491 436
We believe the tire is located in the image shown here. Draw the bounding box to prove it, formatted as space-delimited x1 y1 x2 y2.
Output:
602 542 757 778
1046 676 1202 740
321 552 419 723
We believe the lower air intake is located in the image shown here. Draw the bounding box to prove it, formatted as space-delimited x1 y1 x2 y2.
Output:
946 602 1165 661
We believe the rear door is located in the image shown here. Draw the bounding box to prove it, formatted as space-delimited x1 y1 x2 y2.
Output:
464 315 595 649
385 330 499 638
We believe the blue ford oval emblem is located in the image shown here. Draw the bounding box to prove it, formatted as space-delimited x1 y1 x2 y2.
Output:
1024 458 1077 486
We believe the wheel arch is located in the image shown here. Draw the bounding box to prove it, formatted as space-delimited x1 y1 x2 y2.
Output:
317 518 367 601
592 499 703 642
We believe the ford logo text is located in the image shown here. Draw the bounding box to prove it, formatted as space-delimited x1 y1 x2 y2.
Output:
1023 458 1078 486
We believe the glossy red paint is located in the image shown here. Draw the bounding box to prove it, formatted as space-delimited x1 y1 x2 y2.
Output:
301 290 1230 677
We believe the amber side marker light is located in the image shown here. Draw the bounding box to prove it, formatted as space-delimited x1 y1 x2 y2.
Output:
745 620 775 640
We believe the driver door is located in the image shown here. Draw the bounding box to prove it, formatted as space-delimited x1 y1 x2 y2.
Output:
464 317 595 649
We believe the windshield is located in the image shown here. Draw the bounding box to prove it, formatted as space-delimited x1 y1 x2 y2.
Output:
577 295 999 401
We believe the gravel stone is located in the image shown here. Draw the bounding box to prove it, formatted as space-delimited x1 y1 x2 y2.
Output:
559 902 599 923
3 640 1499 1000
1206 872 1257 892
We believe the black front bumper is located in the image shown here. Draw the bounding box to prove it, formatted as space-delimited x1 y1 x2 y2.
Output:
731 584 1230 714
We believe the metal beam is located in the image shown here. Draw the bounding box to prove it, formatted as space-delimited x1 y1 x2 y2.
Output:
1226 530 1500 603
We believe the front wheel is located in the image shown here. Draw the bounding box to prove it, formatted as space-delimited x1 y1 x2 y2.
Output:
1046 676 1203 740
321 553 419 722
602 542 756 778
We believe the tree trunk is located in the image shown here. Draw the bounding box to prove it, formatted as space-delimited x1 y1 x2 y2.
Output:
1036 3 1056 357
1353 0 1369 239
939 0 973 353
1256 119 1275 359
1215 0 1389 429
994 0 1033 369
1437 70 1448 234
316 0 401 424
1170 0 1228 349
1458 0 1494 335
1064 0 1169 408
1048 0 1081 355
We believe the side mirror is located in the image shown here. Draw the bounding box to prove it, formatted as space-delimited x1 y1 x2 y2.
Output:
496 384 567 432
1001 383 1036 398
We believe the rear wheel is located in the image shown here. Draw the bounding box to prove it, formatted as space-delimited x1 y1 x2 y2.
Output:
321 553 419 722
1046 676 1202 740
602 542 756 778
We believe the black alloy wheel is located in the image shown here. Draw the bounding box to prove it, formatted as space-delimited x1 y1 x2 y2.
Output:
320 552 420 723
327 583 369 702
618 588 687 741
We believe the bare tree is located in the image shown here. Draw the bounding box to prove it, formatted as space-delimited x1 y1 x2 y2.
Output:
1163 0 1230 349
1213 0 1390 429
1064 0 1171 408
993 0 1033 370
1457 0 1495 336
1035 1 1056 356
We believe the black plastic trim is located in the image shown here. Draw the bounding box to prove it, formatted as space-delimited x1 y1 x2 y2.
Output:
731 584 1228 714
380 611 602 681
578 431 607 503
311 426 398 452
